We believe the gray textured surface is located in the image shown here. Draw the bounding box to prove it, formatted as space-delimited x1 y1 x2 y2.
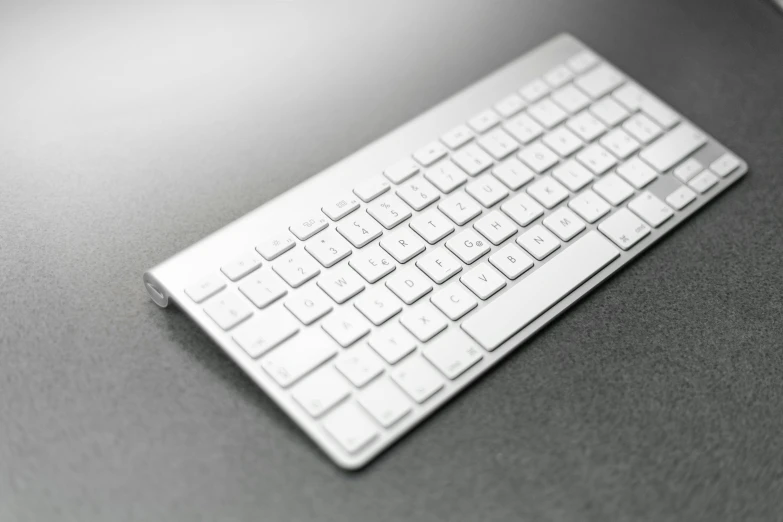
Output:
2 0 783 520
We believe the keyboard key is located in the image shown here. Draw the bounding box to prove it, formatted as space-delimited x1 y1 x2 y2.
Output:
543 207 586 241
478 128 520 160
238 270 288 308
349 244 396 283
474 210 518 245
336 211 383 248
400 301 448 342
358 378 412 427
292 366 350 418
552 159 594 192
688 170 719 194
599 128 640 159
628 191 674 228
410 209 455 244
256 234 296 261
613 83 679 128
317 264 365 304
527 176 569 208
673 158 703 183
203 290 253 330
589 97 629 126
290 215 329 241
517 224 561 260
622 113 663 144
367 194 412 229
322 195 360 222
284 285 333 325
354 285 403 326
543 65 573 87
272 248 321 288
462 231 619 350
221 250 263 282
335 344 385 387
386 265 433 304
494 93 526 117
566 110 607 141
322 307 372 347
550 84 590 113
519 78 550 102
446 228 491 264
489 243 534 279
593 173 635 205
575 63 624 98
616 157 658 189
430 281 478 320
391 356 444 403
503 113 543 144
416 247 462 284
384 158 420 184
185 273 226 304
353 175 391 203
260 328 338 387
542 126 583 157
468 108 501 133
440 124 473 150
665 185 697 210
461 262 506 300
438 191 483 225
396 177 440 211
369 323 418 364
710 153 741 177
501 193 544 226
640 123 707 172
518 142 559 173
527 98 568 128
413 141 448 167
305 229 352 268
322 401 378 454
598 208 651 250
568 189 611 223
380 227 426 263
424 159 467 193
423 329 483 379
466 175 509 207
567 50 599 72
576 143 617 175
232 306 299 358
492 157 535 190
452 143 494 176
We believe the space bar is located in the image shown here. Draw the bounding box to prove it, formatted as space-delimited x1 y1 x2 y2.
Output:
461 231 620 351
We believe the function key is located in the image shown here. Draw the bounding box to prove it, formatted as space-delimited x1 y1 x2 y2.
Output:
567 50 599 73
384 158 420 184
440 124 473 150
468 109 501 133
322 195 360 221
220 250 263 282
185 273 226 304
494 93 526 118
353 175 391 203
289 215 329 241
413 141 448 167
519 78 550 103
256 234 295 261
543 65 573 87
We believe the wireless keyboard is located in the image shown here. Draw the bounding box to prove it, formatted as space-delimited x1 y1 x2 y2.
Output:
144 34 747 469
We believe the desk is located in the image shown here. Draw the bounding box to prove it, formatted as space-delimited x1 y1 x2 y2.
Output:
2 0 783 519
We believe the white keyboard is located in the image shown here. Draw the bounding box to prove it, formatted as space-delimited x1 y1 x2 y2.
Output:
144 34 747 469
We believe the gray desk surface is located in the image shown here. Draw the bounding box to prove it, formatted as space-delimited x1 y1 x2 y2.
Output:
2 0 783 520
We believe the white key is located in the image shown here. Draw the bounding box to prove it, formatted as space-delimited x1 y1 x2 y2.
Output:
232 306 299 358
353 175 391 203
474 210 518 245
446 228 491 264
527 98 568 128
567 110 607 141
477 128 519 160
527 176 569 209
410 209 455 244
284 285 333 325
423 329 483 379
711 153 741 177
380 227 426 263
440 124 473 150
567 51 599 73
517 224 561 260
673 158 703 183
260 328 338 387
292 366 350 418
290 215 329 241
367 194 412 229
494 93 526 117
520 78 550 102
640 123 707 172
599 128 639 159
616 157 658 189
688 170 719 194
518 142 559 173
238 270 288 308
466 175 509 208
589 97 629 126
628 191 674 228
317 264 365 304
462 231 619 350
438 191 483 226
203 290 252 330
358 378 411 427
622 113 663 144
489 243 534 279
384 158 419 184
322 401 378 454
550 84 590 114
501 193 544 226
613 83 679 128
424 160 467 193
544 65 573 87
468 109 501 133
396 177 440 211
542 126 583 157
552 159 594 192
369 323 417 364
221 251 262 282
256 234 296 261
413 141 448 167
503 113 543 144
577 143 617 175
492 157 535 190
593 173 635 206
353 285 403 326
430 281 478 320
568 189 611 223
391 356 444 403
452 143 494 176
322 195 360 221
575 63 624 98
335 344 385 387
336 211 383 249
349 244 396 283
185 273 226 304
665 185 697 210
598 208 651 250
461 262 506 300
322 307 372 347
305 229 352 268
401 302 448 345
386 265 433 304
543 207 586 242
416 247 462 284
272 248 321 288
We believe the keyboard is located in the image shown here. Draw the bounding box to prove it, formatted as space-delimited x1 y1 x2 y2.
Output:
144 34 747 469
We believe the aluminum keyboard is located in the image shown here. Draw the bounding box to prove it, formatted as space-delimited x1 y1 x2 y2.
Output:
144 34 748 469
